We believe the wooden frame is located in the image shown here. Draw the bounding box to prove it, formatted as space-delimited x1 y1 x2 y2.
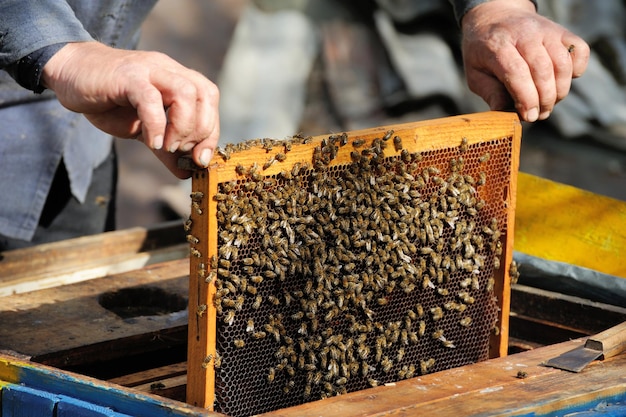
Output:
186 111 522 410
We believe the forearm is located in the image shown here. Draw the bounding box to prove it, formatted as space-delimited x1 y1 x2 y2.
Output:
449 0 537 25
0 0 93 92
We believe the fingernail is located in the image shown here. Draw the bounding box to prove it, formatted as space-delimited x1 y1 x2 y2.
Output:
168 141 181 153
153 135 164 150
199 149 212 167
180 142 195 152
539 110 551 120
527 107 539 122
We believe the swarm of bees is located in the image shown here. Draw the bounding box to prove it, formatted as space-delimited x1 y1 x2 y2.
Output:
194 130 513 417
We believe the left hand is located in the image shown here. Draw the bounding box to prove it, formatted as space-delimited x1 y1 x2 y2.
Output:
461 0 590 122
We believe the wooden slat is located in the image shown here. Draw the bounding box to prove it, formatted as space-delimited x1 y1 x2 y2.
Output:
0 221 187 297
260 339 626 417
516 172 626 278
511 284 626 335
56 397 134 417
133 374 188 402
107 362 187 387
186 168 217 408
1 383 57 416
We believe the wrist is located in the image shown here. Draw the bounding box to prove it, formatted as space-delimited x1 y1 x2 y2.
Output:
41 41 101 92
461 0 537 29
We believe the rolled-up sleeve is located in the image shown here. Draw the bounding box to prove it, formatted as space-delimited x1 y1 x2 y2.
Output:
0 0 93 68
0 0 95 92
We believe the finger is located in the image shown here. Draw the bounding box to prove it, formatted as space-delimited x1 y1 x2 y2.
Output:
517 41 557 120
126 82 167 150
545 38 574 103
473 49 540 122
154 74 199 153
563 34 590 78
179 77 220 154
191 119 219 168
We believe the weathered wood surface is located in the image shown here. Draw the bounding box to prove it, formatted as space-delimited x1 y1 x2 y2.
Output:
0 259 189 367
0 220 187 297
260 338 626 417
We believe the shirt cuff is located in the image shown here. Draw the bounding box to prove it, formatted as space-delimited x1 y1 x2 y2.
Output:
6 43 67 94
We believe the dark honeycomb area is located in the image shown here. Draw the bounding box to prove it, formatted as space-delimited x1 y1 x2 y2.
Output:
210 134 512 417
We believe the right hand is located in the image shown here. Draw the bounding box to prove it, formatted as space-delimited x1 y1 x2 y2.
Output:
42 41 220 177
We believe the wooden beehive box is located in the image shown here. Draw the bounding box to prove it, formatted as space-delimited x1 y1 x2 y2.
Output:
185 111 521 416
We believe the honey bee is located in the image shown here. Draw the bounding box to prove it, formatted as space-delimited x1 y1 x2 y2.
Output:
393 136 403 151
183 217 193 232
397 347 405 362
420 358 436 375
190 248 202 258
205 270 216 283
381 356 394 373
267 367 276 383
275 152 287 162
186 234 199 244
479 152 491 163
430 307 444 321
253 331 267 340
201 354 213 369
196 304 207 317
216 146 231 161
252 295 262 309
223 310 235 326
486 277 495 292
352 138 365 148
459 137 468 153
509 260 520 285
459 316 472 327
234 339 246 348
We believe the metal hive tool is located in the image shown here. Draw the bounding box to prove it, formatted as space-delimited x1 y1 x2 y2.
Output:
185 112 522 416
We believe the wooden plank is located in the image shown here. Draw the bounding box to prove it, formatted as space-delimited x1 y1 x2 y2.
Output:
511 284 626 335
1 383 57 416
133 374 188 402
0 353 224 417
56 397 134 417
0 259 189 363
515 172 626 278
260 339 626 417
0 221 187 297
107 362 187 387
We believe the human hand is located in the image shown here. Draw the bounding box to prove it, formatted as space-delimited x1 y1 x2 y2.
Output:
42 42 219 178
461 0 589 122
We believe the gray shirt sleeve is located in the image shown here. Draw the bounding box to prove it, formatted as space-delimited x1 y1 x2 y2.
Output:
449 0 538 25
0 0 94 91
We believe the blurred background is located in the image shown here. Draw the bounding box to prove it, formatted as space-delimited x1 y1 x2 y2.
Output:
115 0 626 230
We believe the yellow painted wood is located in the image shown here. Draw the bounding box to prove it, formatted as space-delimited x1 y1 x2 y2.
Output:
515 172 626 278
0 356 25 383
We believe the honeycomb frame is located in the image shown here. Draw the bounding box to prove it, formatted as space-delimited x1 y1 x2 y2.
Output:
185 111 522 415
